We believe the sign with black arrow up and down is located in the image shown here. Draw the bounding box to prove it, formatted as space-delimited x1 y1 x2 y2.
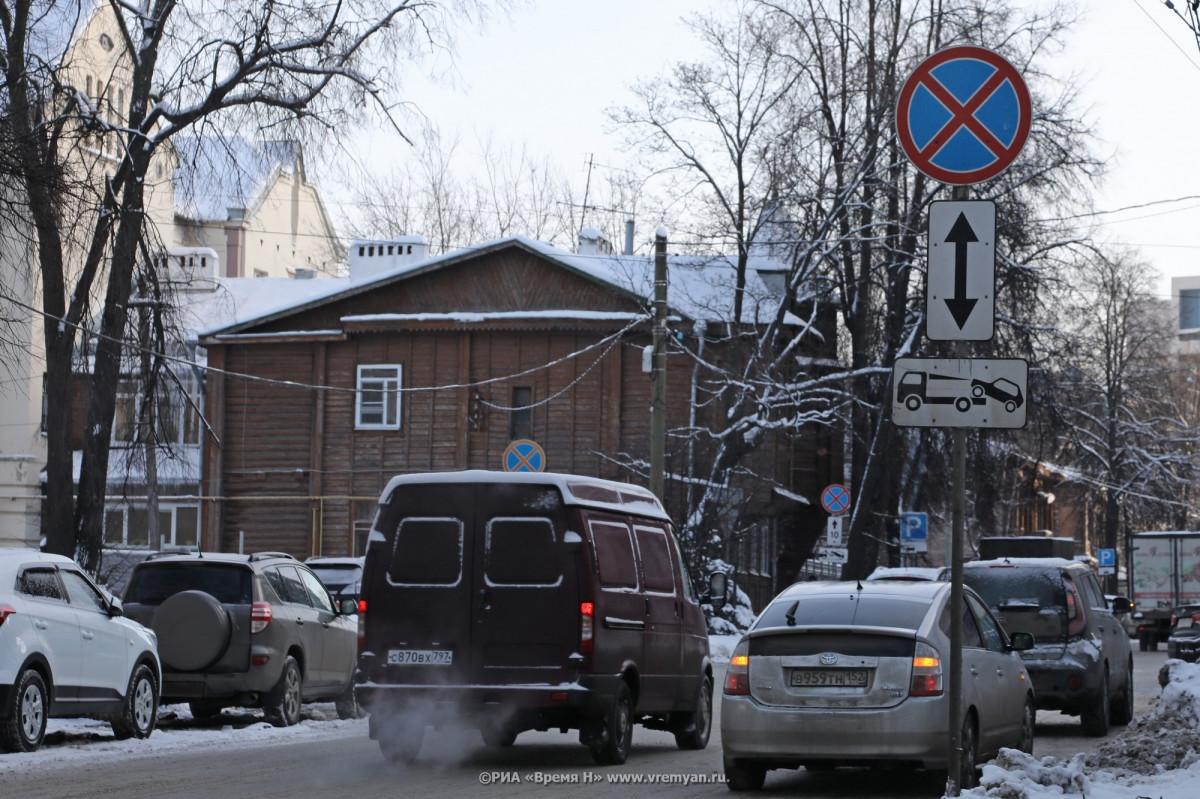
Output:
926 200 995 341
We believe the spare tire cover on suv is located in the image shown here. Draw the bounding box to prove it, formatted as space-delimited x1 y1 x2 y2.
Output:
153 590 233 671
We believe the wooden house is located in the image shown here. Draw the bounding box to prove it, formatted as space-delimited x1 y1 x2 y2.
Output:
197 234 841 605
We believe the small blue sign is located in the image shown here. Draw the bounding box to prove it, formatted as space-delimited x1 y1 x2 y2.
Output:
503 439 545 472
1098 548 1116 568
900 512 929 541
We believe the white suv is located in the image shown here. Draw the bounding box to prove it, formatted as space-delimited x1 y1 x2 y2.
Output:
0 549 161 752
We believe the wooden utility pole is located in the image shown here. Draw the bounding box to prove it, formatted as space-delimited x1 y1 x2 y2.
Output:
650 229 668 500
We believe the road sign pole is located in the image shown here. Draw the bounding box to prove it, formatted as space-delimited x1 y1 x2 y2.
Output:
947 184 968 797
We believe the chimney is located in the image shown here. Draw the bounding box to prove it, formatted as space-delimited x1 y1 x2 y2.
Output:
624 220 634 255
577 227 613 256
349 235 430 281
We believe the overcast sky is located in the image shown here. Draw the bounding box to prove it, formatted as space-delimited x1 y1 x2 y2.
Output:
351 0 1200 300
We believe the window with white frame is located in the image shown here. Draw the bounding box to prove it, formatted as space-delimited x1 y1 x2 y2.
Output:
356 365 402 429
104 504 199 548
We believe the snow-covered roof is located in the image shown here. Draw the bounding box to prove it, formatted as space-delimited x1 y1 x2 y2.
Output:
173 137 301 222
199 235 796 339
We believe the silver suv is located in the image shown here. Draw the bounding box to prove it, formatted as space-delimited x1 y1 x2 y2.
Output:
0 549 160 752
962 557 1134 736
121 552 357 726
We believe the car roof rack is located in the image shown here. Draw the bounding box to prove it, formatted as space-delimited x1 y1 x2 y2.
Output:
249 551 298 562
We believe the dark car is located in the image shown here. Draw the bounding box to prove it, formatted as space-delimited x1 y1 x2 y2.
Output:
305 557 364 605
1166 604 1200 663
122 552 359 725
962 558 1134 736
356 470 721 765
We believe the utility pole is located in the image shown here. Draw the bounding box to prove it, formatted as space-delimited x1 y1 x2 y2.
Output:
649 229 668 500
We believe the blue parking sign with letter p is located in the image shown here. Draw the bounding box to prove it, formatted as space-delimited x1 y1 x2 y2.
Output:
1098 548 1115 567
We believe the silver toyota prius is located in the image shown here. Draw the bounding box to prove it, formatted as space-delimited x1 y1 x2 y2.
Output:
720 579 1035 791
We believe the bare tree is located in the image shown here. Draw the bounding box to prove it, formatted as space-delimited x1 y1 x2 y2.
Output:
0 0 496 571
608 0 1106 580
1043 249 1199 566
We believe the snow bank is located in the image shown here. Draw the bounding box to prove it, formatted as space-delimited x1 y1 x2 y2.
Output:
961 659 1200 798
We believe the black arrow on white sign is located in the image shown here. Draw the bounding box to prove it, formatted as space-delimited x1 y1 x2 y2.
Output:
944 212 979 329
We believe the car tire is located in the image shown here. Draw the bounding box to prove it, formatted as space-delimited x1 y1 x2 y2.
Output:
958 712 979 790
955 396 972 413
1017 696 1035 754
1111 660 1134 726
672 675 712 751
905 396 921 411
377 715 424 763
480 725 518 747
112 663 158 740
335 684 363 720
153 590 232 672
1081 669 1111 736
724 761 767 792
263 656 302 727
0 668 48 753
189 700 223 720
589 681 633 766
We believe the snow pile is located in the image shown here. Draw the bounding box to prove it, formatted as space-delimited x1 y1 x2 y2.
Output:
961 659 1200 798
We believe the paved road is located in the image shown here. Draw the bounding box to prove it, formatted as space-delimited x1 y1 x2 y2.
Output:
0 647 1168 799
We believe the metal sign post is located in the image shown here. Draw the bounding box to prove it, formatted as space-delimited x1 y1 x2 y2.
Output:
896 44 1031 796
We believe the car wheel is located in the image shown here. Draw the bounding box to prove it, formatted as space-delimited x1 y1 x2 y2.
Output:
958 712 979 790
0 668 48 753
1081 669 1110 736
264 656 302 727
1111 660 1134 726
152 590 232 671
335 684 364 720
589 681 633 765
377 714 424 763
112 664 158 740
905 395 921 411
955 396 972 413
673 675 712 751
724 761 767 792
1017 696 1035 754
189 700 223 720
480 725 518 747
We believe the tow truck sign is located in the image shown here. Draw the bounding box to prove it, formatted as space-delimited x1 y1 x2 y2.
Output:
892 357 1027 428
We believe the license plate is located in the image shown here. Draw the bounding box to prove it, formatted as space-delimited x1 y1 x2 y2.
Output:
388 649 453 666
790 668 868 687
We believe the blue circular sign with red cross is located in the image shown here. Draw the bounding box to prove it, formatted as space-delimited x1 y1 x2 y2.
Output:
896 45 1031 185
821 484 851 515
503 439 545 472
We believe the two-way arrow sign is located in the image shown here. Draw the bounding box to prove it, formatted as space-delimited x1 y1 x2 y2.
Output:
927 200 995 340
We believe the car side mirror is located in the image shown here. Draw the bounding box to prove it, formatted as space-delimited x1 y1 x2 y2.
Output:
338 598 358 616
1009 631 1034 652
1109 596 1132 615
702 572 729 609
107 596 124 618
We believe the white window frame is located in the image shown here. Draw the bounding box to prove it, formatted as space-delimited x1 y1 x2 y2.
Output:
356 364 402 430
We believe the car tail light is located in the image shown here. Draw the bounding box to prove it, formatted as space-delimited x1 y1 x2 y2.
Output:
724 641 750 696
250 601 272 634
0 603 14 626
910 642 943 697
357 600 366 654
1064 581 1086 638
580 602 594 655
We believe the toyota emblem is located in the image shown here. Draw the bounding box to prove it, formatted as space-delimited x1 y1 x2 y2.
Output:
819 652 838 665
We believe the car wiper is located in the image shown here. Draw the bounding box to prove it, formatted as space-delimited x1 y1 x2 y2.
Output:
784 600 799 626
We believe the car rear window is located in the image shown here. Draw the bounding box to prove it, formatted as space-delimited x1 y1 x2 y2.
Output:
961 567 1063 610
308 564 362 587
388 517 463 586
749 631 916 658
124 563 252 605
755 593 932 631
485 517 561 586
962 566 1065 643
